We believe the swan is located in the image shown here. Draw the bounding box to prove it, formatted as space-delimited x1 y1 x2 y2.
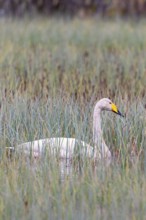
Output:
7 98 124 159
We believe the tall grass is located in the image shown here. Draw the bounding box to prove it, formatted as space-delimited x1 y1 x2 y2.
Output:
0 17 145 219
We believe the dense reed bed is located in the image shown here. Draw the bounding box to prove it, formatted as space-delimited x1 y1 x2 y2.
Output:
0 17 145 219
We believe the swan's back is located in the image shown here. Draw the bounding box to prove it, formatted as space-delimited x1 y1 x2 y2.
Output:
17 137 94 159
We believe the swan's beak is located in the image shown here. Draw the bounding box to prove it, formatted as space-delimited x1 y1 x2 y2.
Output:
111 103 124 117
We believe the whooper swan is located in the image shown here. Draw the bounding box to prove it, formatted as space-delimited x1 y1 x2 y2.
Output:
8 98 124 159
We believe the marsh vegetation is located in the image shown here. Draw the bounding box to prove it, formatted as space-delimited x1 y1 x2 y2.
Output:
0 17 145 219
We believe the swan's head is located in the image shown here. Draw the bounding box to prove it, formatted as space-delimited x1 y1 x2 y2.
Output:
97 98 124 117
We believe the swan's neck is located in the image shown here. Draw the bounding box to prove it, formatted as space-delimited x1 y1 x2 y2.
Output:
93 107 102 143
93 104 111 158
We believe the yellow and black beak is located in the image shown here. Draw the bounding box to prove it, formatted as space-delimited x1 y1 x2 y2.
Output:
111 103 124 117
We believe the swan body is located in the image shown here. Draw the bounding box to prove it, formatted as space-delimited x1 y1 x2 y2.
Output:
8 98 123 159
16 138 94 158
16 137 111 159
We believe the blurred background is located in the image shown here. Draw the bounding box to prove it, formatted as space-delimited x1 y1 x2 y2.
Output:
0 0 146 17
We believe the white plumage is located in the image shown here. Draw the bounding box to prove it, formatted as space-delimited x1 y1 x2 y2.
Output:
17 138 94 158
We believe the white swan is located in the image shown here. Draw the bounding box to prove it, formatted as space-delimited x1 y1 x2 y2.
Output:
8 98 124 159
